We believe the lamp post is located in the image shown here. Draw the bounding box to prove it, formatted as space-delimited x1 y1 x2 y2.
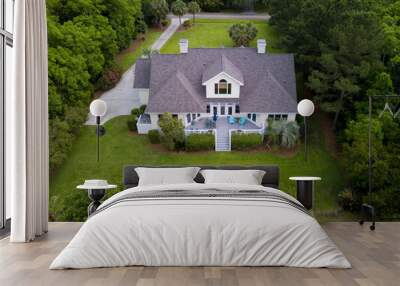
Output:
89 99 107 162
297 99 315 162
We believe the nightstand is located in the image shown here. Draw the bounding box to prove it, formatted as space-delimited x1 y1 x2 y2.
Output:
289 177 321 210
77 180 117 216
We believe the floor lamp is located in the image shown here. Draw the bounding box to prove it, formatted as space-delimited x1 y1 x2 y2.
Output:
297 99 315 162
90 100 107 162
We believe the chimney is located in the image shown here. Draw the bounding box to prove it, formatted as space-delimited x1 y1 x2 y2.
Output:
179 39 188 54
257 39 266 54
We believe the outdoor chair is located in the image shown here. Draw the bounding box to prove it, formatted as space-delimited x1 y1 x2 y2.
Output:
228 116 236 124
239 117 247 126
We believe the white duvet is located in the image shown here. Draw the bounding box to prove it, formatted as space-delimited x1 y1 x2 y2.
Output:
50 183 351 269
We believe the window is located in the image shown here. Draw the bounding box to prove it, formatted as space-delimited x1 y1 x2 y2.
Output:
220 106 225 115
247 113 251 119
252 114 257 122
1 0 14 230
172 114 178 119
228 106 233 115
213 106 217 115
206 104 210 113
192 113 196 120
268 114 289 121
235 104 240 113
215 79 232 95
186 113 191 123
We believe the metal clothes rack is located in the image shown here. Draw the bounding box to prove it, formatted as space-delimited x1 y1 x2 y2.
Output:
359 95 400 230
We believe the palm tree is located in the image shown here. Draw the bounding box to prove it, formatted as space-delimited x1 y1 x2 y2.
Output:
267 120 300 148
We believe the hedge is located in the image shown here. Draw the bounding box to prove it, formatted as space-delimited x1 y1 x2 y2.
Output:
127 115 138 131
186 133 215 151
148 129 161 144
231 133 263 150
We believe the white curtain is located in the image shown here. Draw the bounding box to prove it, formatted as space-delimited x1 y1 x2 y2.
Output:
9 0 49 242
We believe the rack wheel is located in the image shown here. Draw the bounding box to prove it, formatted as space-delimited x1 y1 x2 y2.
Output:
370 225 375 231
359 220 364 225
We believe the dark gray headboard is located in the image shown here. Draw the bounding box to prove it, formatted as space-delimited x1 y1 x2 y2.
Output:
123 165 279 189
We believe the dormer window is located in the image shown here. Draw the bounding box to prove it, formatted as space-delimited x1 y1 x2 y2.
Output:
214 79 232 95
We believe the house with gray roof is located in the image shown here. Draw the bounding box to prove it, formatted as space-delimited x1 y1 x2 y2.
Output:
134 39 298 151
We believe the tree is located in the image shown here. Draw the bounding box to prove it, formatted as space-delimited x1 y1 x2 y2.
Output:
142 47 159 58
187 1 200 25
171 0 187 25
143 0 169 27
158 113 185 150
267 120 300 149
228 23 257 47
196 0 223 12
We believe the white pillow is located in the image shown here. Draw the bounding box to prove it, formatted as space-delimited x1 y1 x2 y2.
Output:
200 169 266 185
135 167 200 186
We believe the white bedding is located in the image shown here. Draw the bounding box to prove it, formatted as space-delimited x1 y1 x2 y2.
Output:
50 183 351 269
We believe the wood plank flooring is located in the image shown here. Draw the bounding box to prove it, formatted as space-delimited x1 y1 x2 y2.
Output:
0 222 399 286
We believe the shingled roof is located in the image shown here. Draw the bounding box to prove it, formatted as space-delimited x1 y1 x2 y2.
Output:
134 58 151 88
134 48 297 113
202 54 244 84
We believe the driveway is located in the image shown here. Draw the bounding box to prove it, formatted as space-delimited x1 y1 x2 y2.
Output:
86 17 187 125
86 13 269 125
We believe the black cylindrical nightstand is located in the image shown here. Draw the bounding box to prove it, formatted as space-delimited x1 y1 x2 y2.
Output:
289 177 321 210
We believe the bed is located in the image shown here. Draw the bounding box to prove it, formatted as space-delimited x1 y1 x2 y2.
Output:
50 166 350 269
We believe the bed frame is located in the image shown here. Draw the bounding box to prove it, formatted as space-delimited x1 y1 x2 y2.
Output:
123 165 280 189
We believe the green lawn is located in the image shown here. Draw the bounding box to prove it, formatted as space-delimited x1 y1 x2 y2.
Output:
50 114 348 222
115 28 163 72
161 19 282 54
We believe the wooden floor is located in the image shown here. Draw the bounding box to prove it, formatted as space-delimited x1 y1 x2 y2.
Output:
0 222 399 286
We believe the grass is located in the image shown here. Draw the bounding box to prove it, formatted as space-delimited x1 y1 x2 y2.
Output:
115 28 163 72
50 113 349 222
161 19 282 54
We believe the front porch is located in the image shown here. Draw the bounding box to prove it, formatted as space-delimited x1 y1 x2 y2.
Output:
185 116 264 151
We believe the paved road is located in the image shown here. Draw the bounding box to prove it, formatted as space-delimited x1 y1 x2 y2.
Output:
86 18 186 125
86 13 269 125
179 12 270 20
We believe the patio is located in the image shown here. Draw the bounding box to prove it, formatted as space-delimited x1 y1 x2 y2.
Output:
185 116 261 132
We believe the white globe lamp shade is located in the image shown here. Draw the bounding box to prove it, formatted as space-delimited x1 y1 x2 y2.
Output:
297 99 315 117
90 99 107 117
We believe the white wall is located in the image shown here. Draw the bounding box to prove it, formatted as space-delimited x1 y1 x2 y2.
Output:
204 73 241 99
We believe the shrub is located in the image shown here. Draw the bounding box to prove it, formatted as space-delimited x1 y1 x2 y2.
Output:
369 188 400 218
148 129 161 144
228 23 258 47
158 112 185 150
267 120 300 148
231 133 263 150
97 64 122 91
197 0 223 12
183 19 192 28
131 108 141 116
161 18 170 27
139 104 147 114
338 189 360 212
127 115 138 131
186 133 215 151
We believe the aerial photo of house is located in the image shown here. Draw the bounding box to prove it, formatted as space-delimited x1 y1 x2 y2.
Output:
134 39 297 150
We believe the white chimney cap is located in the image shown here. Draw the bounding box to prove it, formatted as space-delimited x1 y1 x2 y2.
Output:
257 39 266 54
179 39 188 54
